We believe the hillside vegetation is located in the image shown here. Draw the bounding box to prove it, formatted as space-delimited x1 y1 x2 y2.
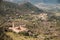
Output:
0 1 60 40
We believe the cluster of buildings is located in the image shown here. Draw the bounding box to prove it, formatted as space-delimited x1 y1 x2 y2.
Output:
9 22 28 33
38 13 48 21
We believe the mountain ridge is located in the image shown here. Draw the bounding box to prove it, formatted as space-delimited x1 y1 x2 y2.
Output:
0 1 44 26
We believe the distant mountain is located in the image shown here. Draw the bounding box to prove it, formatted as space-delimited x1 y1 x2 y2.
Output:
35 3 60 13
0 1 43 15
18 2 43 13
4 0 60 4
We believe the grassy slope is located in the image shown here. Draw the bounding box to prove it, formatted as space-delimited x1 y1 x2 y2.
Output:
6 32 37 40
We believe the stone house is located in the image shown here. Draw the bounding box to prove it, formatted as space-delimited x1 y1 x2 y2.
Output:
9 22 28 33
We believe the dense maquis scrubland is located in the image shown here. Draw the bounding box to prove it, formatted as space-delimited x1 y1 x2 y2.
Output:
0 0 60 40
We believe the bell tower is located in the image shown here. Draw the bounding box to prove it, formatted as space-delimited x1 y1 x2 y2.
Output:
12 22 14 27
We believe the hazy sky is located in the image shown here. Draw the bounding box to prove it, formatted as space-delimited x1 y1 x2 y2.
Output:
4 0 59 4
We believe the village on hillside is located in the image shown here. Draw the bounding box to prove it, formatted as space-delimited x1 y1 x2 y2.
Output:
0 0 60 40
2 13 59 40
